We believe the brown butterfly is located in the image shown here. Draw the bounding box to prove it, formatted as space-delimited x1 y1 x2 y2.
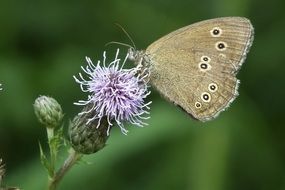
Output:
127 17 254 121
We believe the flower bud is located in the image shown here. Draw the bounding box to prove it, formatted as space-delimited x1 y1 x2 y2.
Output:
34 96 63 128
69 104 110 154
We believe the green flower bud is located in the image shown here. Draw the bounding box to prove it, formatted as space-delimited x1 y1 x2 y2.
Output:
69 105 110 154
34 96 63 128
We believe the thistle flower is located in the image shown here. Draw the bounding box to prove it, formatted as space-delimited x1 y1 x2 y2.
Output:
73 49 151 135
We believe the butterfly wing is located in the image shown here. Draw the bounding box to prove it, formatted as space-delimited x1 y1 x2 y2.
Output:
146 17 254 121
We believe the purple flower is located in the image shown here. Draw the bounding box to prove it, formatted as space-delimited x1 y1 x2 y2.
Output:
74 49 151 135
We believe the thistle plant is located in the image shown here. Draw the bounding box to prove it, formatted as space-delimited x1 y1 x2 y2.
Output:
34 96 67 190
0 160 3 185
33 49 151 190
0 159 20 190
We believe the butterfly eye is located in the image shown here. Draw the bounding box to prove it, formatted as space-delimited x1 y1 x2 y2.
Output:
218 53 226 58
203 57 209 62
208 83 218 92
200 63 207 69
213 29 220 35
198 62 212 71
215 41 227 51
210 27 222 37
195 102 202 109
201 56 211 63
201 92 211 102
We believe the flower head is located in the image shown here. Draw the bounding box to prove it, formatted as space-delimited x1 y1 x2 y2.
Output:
74 49 151 135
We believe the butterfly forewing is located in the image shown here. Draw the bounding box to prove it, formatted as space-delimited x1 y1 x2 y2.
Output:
145 17 254 121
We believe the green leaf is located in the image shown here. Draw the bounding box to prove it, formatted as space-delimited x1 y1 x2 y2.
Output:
38 142 53 177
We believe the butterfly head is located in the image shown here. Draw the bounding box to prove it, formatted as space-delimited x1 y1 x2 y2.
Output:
127 47 147 65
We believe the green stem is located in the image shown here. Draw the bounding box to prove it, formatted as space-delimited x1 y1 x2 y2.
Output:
46 128 54 140
48 149 82 190
46 128 55 176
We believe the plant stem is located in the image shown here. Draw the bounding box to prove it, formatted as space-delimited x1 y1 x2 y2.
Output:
48 149 82 190
46 128 55 176
46 128 54 140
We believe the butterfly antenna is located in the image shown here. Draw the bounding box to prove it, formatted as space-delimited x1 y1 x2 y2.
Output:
105 41 133 48
115 23 136 49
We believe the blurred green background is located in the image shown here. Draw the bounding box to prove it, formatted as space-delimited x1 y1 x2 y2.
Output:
0 0 284 189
